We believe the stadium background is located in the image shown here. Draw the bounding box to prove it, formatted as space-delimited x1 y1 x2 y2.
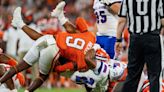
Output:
0 0 100 92
1 0 161 92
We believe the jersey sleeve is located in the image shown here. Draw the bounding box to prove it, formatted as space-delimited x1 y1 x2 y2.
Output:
108 0 122 4
158 0 164 18
118 0 128 17
55 32 67 49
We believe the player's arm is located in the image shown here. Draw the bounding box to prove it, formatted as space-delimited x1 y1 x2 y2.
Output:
161 19 164 34
100 0 121 15
84 44 102 69
63 22 77 33
55 61 77 72
0 53 17 66
54 56 78 72
108 3 121 15
85 49 96 69
11 7 43 40
115 17 127 54
21 26 43 40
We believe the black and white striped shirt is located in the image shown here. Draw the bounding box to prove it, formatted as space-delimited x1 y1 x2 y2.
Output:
119 0 164 34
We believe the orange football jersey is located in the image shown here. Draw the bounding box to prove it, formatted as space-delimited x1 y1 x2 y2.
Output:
56 31 96 70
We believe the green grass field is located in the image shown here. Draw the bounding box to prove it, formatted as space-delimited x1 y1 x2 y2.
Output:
18 88 86 92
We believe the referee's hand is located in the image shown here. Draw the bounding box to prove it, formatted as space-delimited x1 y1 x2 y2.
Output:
115 42 123 54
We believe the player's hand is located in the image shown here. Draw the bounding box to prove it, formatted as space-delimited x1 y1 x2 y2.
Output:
11 7 26 28
85 49 96 69
100 0 111 5
15 72 25 86
115 42 122 55
51 1 66 17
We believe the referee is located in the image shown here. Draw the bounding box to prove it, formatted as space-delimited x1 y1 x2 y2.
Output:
115 0 164 92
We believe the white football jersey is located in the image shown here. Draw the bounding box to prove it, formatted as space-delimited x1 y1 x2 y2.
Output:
71 60 126 91
93 0 121 37
108 59 127 81
71 61 109 90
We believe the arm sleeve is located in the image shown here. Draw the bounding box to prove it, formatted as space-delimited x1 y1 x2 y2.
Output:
158 0 164 18
55 61 77 72
108 0 122 5
118 0 127 17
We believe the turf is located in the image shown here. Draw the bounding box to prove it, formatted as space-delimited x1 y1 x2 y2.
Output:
18 88 86 92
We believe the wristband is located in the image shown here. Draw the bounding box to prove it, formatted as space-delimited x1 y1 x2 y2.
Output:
116 38 122 42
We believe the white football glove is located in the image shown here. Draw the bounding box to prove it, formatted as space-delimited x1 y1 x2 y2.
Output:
11 7 26 28
100 0 111 6
51 1 68 25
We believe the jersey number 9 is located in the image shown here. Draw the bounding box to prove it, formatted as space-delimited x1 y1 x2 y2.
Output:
66 36 85 50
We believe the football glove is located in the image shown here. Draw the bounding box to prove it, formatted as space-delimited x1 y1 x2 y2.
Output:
15 72 25 86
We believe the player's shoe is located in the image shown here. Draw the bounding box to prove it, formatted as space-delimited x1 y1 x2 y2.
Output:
51 1 68 25
24 90 29 92
11 7 25 28
51 1 66 18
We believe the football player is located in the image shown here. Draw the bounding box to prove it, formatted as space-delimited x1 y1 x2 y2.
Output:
69 44 127 92
93 0 122 59
0 2 96 92
0 51 25 92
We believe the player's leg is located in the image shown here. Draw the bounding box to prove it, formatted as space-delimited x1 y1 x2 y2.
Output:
144 35 162 92
0 64 16 91
0 37 43 84
26 36 60 92
0 35 52 84
122 35 145 92
26 72 49 92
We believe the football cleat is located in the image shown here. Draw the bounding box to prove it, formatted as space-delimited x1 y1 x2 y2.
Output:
11 7 25 28
51 1 66 18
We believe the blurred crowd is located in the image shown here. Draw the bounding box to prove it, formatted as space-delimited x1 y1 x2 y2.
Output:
3 0 162 90
0 0 97 89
